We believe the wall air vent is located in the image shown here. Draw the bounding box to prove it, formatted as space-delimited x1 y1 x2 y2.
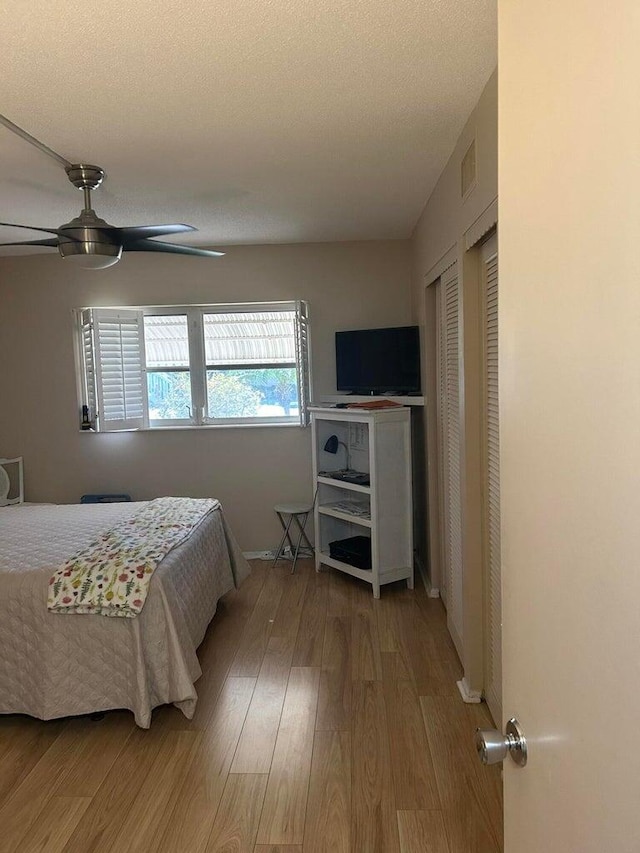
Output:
461 138 477 199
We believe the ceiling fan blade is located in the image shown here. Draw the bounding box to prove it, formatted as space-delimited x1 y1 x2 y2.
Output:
0 221 61 235
125 239 225 258
118 224 197 242
0 238 59 247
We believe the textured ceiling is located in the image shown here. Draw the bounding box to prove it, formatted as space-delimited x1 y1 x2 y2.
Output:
0 0 496 254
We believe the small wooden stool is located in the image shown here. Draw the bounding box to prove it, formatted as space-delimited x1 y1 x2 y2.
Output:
272 501 314 573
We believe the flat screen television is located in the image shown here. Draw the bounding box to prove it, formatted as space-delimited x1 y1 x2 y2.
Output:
335 325 421 395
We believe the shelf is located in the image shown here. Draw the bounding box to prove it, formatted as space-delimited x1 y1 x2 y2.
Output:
317 475 370 495
316 395 424 406
320 499 370 518
318 551 374 582
318 552 413 587
319 504 372 528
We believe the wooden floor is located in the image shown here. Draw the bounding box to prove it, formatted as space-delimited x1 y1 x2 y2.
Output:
0 559 503 853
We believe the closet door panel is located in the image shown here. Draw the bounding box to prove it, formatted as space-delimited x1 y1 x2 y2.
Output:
482 234 502 723
436 265 464 653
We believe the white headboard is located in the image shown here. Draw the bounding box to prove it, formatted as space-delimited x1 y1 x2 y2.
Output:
0 457 24 506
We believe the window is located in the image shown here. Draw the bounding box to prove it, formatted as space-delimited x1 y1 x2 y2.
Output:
144 314 192 426
76 302 310 431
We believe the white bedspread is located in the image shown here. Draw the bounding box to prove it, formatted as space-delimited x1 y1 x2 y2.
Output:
0 501 250 727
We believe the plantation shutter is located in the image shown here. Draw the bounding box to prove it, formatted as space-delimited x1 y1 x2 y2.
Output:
79 309 97 425
93 308 147 431
295 301 311 426
482 233 502 724
438 264 464 647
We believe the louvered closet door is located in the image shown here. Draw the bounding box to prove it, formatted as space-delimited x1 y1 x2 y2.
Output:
481 233 502 724
436 265 464 652
435 281 447 605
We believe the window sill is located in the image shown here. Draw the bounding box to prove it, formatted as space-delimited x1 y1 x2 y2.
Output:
79 421 306 434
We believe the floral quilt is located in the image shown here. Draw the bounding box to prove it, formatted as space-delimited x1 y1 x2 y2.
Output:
47 497 219 618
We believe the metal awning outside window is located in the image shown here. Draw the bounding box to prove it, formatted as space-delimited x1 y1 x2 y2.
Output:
143 315 189 369
203 312 296 366
143 311 296 369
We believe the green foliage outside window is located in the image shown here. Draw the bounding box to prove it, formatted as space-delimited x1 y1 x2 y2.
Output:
147 366 298 420
207 372 262 418
219 368 298 415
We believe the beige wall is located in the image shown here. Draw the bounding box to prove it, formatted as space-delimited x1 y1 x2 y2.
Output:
412 69 497 291
0 240 411 549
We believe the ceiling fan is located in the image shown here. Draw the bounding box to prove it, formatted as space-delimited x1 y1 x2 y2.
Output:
0 115 225 269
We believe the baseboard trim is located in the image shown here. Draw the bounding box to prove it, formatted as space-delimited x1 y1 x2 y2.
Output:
244 547 314 562
457 677 482 704
414 553 440 598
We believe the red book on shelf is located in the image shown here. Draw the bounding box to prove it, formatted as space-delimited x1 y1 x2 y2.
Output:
345 399 403 410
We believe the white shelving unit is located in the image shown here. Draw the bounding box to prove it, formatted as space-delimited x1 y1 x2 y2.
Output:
310 406 413 598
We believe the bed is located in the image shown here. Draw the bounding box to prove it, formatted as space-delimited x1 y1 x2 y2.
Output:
0 500 250 727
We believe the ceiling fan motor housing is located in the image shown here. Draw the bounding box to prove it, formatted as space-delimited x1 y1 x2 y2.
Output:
59 172 123 267
58 206 120 246
58 208 122 268
58 236 122 263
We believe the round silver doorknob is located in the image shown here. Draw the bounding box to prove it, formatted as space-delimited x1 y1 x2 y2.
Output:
475 717 527 767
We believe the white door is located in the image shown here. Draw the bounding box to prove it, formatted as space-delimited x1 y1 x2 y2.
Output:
499 1 640 850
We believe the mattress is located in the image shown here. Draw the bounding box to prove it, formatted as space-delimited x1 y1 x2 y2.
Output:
0 501 250 727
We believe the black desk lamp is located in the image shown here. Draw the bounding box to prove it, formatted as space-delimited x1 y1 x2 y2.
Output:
323 434 351 471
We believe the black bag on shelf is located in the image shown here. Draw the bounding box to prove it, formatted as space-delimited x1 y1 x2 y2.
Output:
329 535 372 570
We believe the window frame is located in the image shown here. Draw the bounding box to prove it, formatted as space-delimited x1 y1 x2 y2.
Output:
75 300 311 432
143 309 194 428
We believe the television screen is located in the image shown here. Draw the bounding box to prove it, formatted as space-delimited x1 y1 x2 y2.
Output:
335 326 421 394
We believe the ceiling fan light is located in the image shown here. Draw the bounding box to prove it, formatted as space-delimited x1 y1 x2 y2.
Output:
68 254 120 270
58 240 122 270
